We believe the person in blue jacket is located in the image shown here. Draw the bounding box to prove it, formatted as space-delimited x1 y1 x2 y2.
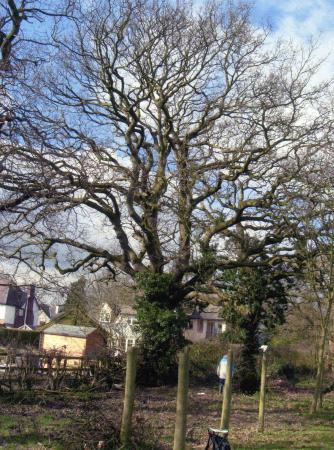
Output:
217 355 235 394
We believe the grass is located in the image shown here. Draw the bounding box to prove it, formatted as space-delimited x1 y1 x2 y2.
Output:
0 415 17 437
0 390 158 449
0 384 333 449
233 424 334 449
0 412 70 449
228 393 334 450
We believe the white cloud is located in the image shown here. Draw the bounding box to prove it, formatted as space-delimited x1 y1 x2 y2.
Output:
254 0 334 84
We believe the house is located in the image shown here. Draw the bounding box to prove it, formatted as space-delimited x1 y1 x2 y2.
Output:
99 303 139 351
184 305 226 342
40 324 106 358
46 305 99 329
98 301 225 348
0 275 52 329
51 280 226 351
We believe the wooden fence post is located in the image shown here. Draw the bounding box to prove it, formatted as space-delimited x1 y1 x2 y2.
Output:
120 346 138 447
173 346 190 450
220 347 233 430
258 348 268 433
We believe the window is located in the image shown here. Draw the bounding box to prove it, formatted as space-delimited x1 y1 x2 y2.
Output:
218 322 226 333
206 321 216 338
187 320 193 329
18 309 24 317
118 337 126 350
197 319 203 333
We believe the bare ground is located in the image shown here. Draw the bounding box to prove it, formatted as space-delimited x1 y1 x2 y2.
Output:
0 380 334 449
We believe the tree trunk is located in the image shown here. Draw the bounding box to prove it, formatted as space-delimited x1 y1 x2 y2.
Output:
311 330 327 413
239 319 259 394
311 297 333 414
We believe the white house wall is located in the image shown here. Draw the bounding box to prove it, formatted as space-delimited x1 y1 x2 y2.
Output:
184 318 226 342
0 304 15 326
37 311 50 326
5 305 15 325
115 316 138 341
100 303 113 323
0 304 6 323
32 301 41 327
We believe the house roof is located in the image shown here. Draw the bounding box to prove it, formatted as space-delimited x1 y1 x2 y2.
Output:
0 276 48 312
0 284 27 308
37 305 103 331
0 275 15 305
37 301 51 318
119 305 136 315
0 283 10 305
189 305 224 321
42 324 97 338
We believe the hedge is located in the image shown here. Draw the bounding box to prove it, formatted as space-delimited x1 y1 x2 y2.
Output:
0 328 40 348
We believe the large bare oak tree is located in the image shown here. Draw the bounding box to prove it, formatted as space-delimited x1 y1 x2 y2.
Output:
0 0 333 302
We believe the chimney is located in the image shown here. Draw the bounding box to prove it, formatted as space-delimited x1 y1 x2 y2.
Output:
25 285 36 328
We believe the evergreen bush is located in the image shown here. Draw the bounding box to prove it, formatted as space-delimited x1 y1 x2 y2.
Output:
0 328 40 349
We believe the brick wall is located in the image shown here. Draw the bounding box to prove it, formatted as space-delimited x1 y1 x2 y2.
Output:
85 330 105 356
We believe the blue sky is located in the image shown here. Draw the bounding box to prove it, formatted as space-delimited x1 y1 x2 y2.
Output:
253 0 334 39
23 1 334 70
252 0 334 80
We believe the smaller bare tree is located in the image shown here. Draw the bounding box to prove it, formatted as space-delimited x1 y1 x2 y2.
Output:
291 183 334 412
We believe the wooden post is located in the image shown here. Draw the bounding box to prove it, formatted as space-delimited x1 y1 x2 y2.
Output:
173 347 190 450
258 349 268 433
220 348 233 430
120 346 137 447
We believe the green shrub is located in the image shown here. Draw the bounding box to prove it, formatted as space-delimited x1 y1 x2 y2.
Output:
267 336 316 379
0 328 40 348
277 362 296 381
268 359 315 381
269 320 318 373
189 339 227 384
135 301 187 386
135 273 188 386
